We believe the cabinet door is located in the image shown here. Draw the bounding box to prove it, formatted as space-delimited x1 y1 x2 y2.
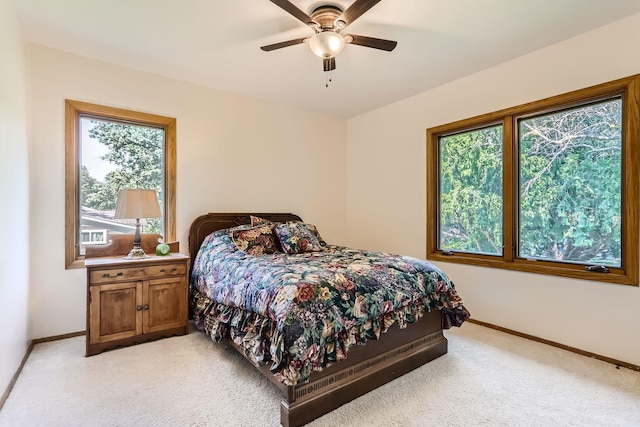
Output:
143 277 187 334
89 281 142 344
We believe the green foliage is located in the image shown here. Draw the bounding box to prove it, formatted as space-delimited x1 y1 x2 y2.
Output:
518 100 621 265
80 165 102 207
440 98 622 266
80 120 164 234
440 126 503 254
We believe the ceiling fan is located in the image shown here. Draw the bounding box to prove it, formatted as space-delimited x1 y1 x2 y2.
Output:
261 0 397 75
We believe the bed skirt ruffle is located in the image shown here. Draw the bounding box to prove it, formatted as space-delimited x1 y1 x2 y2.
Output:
191 286 469 386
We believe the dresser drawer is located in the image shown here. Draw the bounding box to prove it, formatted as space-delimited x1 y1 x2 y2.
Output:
89 262 187 284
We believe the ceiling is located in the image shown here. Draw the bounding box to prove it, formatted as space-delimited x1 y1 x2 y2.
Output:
14 0 640 118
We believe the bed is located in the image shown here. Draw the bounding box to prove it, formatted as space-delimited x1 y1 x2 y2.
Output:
188 213 469 427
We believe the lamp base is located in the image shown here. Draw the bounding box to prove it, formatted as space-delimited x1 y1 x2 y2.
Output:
123 247 150 260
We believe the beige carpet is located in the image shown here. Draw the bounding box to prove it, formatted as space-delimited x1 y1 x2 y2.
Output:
1 322 639 427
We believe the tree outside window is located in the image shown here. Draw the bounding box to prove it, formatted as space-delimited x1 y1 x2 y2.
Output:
80 118 165 255
518 99 622 267
439 125 503 255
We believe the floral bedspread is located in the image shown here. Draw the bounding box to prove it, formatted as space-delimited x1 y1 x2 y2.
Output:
190 229 470 385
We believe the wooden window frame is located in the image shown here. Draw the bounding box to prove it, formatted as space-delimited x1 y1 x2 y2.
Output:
426 75 640 286
65 100 177 269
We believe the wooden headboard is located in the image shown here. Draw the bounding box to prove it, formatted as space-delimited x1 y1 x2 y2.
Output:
188 212 303 269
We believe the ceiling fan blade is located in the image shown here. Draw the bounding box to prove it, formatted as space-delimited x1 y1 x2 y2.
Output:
346 34 397 51
335 0 382 27
260 37 307 51
323 57 336 72
269 0 315 26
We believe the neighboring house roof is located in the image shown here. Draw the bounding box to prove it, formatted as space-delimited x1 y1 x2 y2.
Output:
80 206 137 233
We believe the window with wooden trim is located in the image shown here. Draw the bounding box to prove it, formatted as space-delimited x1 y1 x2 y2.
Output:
65 100 176 268
427 75 640 285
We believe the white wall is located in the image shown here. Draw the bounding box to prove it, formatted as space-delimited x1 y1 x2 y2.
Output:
347 13 640 366
0 0 31 394
28 44 347 339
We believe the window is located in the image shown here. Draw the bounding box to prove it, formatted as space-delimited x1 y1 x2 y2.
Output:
81 230 108 245
65 100 176 268
439 125 503 255
518 99 622 267
427 75 640 285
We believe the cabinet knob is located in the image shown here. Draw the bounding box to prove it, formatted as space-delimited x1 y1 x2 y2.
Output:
143 305 149 310
136 305 142 311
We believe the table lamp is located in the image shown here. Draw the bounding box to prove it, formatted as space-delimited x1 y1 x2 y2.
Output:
114 188 162 259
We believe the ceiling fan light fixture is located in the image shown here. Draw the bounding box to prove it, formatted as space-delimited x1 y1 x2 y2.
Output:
308 31 345 58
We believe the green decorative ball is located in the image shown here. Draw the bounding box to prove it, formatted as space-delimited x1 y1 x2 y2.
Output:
155 243 170 256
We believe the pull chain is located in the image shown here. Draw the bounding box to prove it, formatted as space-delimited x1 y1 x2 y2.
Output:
325 72 333 88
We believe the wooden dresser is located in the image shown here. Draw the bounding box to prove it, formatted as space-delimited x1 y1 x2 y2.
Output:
84 237 189 356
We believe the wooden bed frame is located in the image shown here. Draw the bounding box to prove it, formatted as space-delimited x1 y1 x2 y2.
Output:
189 213 448 427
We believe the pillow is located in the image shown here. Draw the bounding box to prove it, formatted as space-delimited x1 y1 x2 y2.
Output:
296 222 327 247
250 216 327 247
231 224 279 255
274 222 324 254
250 215 273 227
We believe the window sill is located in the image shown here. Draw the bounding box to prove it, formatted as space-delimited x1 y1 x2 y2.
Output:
427 253 637 286
66 259 86 270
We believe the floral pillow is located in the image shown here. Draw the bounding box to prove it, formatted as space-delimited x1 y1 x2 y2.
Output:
250 215 272 227
296 222 327 247
251 216 328 247
230 224 279 255
274 222 324 254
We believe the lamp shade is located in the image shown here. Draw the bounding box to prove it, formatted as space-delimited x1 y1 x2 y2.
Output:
114 189 162 220
308 31 345 58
